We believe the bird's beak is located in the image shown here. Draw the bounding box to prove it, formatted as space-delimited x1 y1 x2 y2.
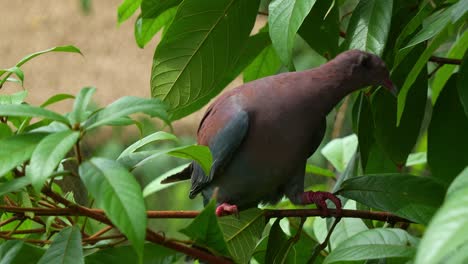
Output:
382 78 398 97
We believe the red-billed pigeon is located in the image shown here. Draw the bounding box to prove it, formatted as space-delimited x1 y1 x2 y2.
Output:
163 50 397 216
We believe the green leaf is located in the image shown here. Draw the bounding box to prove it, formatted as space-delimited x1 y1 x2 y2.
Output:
243 44 282 82
37 226 83 264
69 86 96 125
143 163 190 197
337 174 445 224
141 0 182 18
458 51 468 118
432 30 468 104
117 0 142 23
324 228 418 264
321 134 358 172
79 158 147 259
16 46 82 67
0 123 12 140
8 243 45 263
0 240 24 264
428 74 468 184
393 2 433 52
371 44 427 165
0 177 31 196
265 218 294 264
27 131 80 191
345 0 393 56
218 208 265 263
396 26 451 125
0 67 24 86
135 7 177 48
298 0 339 58
305 164 335 178
86 243 180 264
40 94 75 108
166 145 212 175
352 93 374 169
405 152 427 167
83 96 169 130
118 131 178 158
0 104 70 125
0 91 27 105
151 0 260 120
415 167 468 264
0 133 47 177
180 199 230 255
268 0 317 65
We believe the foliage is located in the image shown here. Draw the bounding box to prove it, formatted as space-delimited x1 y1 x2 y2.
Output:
1 0 467 263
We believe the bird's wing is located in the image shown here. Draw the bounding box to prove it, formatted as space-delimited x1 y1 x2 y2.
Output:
189 109 249 198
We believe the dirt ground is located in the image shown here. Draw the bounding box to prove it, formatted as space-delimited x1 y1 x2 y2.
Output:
1 0 224 135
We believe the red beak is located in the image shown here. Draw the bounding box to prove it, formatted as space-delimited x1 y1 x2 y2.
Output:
382 78 398 97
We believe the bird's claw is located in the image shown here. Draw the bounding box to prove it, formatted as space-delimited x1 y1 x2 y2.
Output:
215 203 239 217
302 191 342 217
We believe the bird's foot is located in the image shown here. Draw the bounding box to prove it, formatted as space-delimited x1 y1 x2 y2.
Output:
301 191 342 217
215 203 239 217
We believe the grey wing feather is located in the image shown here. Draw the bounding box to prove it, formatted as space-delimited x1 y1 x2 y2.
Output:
189 110 249 198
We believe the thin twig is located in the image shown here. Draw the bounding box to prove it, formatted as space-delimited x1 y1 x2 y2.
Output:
87 225 114 240
429 56 462 65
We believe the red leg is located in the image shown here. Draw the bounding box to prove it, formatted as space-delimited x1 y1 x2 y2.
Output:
215 203 239 217
301 191 342 216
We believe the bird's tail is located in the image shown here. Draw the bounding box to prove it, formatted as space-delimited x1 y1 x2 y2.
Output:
160 163 193 184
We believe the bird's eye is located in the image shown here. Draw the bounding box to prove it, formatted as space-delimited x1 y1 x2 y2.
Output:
359 54 372 68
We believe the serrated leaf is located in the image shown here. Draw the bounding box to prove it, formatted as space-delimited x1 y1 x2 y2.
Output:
321 134 358 172
150 0 260 120
117 0 142 23
27 130 79 191
0 240 24 264
0 133 47 177
141 0 182 18
337 174 445 224
180 199 229 255
69 86 96 125
83 96 169 130
0 90 27 105
79 158 146 259
37 226 83 264
431 29 468 104
143 163 190 197
345 0 393 56
218 208 265 264
428 74 468 184
118 131 178 158
415 167 468 264
324 228 418 264
135 7 177 48
268 0 317 65
0 104 70 125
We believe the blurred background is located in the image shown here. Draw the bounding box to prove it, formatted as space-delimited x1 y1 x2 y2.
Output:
1 0 346 238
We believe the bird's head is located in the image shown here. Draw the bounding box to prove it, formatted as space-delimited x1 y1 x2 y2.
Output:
338 50 398 96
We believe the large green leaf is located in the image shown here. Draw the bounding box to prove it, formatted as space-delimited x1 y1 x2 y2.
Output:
243 44 282 83
265 218 294 264
134 7 177 48
0 177 31 197
393 2 433 52
268 0 316 65
150 0 260 120
83 96 169 130
0 240 24 264
37 226 83 264
117 0 142 23
141 0 182 18
180 199 230 256
79 158 147 259
143 163 190 197
431 30 468 104
86 243 180 264
0 133 47 177
371 44 427 165
69 87 96 125
324 228 418 264
118 131 178 158
0 90 27 105
337 174 445 224
345 0 393 56
321 134 358 172
27 130 80 191
428 74 468 184
458 52 468 118
298 0 339 58
218 208 265 264
0 104 70 125
352 93 374 169
415 167 468 264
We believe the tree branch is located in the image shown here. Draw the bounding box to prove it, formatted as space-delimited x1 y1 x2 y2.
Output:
429 56 462 65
